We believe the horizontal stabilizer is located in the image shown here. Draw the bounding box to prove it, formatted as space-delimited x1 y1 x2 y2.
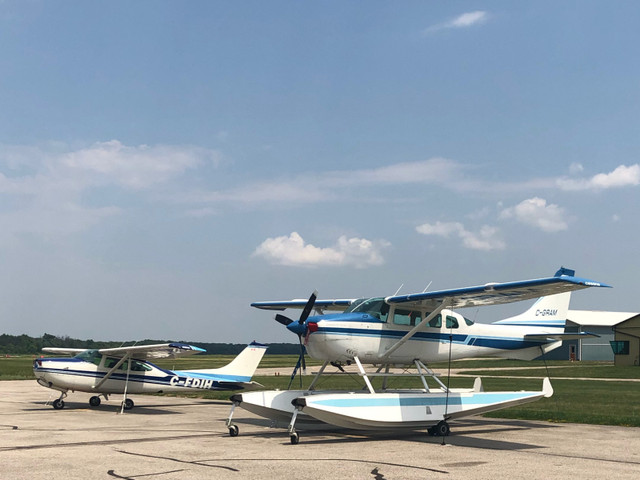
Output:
524 332 600 341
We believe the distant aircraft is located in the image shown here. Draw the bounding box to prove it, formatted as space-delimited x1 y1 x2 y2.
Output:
228 268 610 443
34 341 267 411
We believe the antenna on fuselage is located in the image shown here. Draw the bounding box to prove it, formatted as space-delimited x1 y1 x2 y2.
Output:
393 284 404 296
422 281 433 293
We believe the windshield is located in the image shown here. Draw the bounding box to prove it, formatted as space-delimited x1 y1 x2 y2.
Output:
74 349 102 366
344 297 389 321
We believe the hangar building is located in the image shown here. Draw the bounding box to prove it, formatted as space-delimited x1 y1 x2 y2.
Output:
541 310 640 364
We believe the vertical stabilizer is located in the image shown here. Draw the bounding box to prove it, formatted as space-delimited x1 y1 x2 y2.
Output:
492 292 571 331
188 342 268 378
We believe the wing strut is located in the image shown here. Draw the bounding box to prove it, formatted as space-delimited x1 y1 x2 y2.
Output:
94 352 131 390
120 354 133 414
378 298 451 361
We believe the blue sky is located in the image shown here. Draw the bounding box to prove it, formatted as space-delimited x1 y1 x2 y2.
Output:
1 1 638 343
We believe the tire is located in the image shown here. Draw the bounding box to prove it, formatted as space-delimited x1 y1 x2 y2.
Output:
52 399 64 410
229 425 239 437
290 432 299 445
89 396 101 407
123 398 134 410
435 421 450 437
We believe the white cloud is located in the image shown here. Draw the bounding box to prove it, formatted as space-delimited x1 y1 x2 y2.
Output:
416 221 505 251
177 158 462 208
557 164 640 191
500 197 568 232
252 232 390 268
424 11 489 34
60 140 218 190
569 162 584 174
0 141 220 240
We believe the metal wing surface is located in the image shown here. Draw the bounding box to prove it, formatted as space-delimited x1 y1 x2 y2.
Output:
41 348 88 355
251 299 357 312
97 343 206 359
386 273 611 311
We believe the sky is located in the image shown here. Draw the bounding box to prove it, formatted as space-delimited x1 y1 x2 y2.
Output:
1 1 639 344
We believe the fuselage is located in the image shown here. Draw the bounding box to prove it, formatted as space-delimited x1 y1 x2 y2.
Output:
301 297 564 364
33 350 252 395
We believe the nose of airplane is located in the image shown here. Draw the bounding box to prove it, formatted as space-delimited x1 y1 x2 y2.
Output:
286 321 307 336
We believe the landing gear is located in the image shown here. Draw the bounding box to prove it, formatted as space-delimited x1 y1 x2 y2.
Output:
89 396 101 407
123 398 134 410
228 424 239 437
289 431 299 445
428 420 450 437
51 391 68 410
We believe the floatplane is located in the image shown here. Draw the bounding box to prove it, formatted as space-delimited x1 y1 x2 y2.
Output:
34 341 267 412
227 268 609 444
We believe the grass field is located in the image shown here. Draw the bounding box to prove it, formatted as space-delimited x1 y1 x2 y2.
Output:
2 354 638 427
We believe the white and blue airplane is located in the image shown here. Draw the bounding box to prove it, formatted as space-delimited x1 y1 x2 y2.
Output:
252 267 609 366
34 341 267 411
228 268 610 443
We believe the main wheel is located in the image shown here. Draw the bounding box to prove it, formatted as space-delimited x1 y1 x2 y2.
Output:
435 420 450 437
52 399 65 410
89 396 101 407
228 424 239 437
290 432 299 445
123 398 134 410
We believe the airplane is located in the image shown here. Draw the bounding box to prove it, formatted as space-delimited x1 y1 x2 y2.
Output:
227 268 610 443
34 341 267 411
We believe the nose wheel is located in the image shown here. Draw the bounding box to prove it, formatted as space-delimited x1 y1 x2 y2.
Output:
52 399 65 410
428 420 450 437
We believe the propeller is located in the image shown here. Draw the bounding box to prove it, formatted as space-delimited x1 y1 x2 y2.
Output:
276 291 317 388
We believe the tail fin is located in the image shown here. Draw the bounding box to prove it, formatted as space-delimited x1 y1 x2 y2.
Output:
188 342 268 378
493 292 571 331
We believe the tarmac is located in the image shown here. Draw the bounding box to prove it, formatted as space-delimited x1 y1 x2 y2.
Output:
1 380 639 479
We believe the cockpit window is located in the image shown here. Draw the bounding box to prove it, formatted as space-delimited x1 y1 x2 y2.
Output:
428 314 442 328
345 297 389 322
464 316 474 326
103 357 152 372
393 309 421 326
345 298 367 311
426 314 459 329
75 350 102 366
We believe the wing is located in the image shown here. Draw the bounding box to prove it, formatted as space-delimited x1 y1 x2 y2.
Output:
97 342 206 360
251 299 357 312
385 268 611 311
41 347 88 355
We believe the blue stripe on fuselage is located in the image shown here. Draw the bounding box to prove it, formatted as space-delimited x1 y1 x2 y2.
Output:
313 326 545 351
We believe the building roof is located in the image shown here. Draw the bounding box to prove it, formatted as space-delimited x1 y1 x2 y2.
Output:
567 310 639 327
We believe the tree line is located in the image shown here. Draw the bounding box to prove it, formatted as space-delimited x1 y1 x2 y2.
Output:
0 333 299 355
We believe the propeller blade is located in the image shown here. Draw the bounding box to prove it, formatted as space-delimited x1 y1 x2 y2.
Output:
274 314 294 326
298 335 307 373
298 290 318 324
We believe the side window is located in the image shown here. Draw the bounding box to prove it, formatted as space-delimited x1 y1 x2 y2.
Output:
104 357 120 369
131 360 152 372
428 314 442 328
104 357 130 370
379 302 390 323
446 315 459 329
393 310 421 326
